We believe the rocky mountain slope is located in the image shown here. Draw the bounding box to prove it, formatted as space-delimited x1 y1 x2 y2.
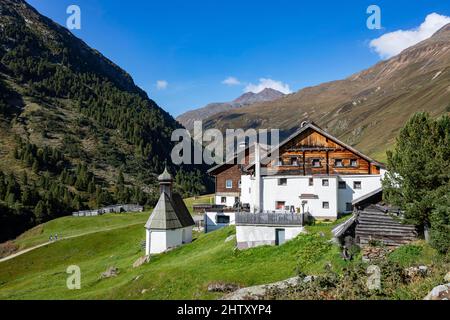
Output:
176 88 285 130
0 0 208 241
203 24 450 161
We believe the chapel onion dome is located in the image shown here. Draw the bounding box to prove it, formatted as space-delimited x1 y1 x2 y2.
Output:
158 167 173 182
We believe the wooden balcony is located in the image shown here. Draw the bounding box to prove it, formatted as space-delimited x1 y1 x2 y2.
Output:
236 212 305 226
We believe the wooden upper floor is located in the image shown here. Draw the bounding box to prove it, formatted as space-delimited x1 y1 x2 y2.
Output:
208 122 384 191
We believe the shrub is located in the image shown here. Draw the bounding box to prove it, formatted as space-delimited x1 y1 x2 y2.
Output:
0 241 19 259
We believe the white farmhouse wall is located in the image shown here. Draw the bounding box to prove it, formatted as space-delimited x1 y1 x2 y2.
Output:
205 211 236 233
215 195 236 207
236 225 304 249
240 175 253 206
261 176 338 219
338 175 383 213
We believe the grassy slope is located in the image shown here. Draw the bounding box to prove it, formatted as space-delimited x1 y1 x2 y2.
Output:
12 212 149 251
0 215 348 300
0 214 445 300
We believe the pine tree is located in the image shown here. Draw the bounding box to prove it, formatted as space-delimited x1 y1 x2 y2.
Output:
383 112 450 253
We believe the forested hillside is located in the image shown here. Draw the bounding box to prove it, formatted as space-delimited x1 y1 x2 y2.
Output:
0 0 210 242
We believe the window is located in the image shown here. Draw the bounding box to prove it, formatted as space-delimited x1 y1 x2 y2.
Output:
350 159 358 167
276 201 286 210
354 181 362 189
346 203 353 212
235 197 240 204
335 159 343 167
323 202 330 209
238 180 242 189
312 159 321 168
338 181 347 189
290 157 299 166
276 158 283 166
322 179 329 187
278 178 288 186
216 215 230 224
226 180 233 189
309 178 314 186
221 197 227 204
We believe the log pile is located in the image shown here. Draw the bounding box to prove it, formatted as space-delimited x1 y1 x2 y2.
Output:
356 205 418 248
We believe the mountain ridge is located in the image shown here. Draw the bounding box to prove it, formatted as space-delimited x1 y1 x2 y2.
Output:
202 23 450 161
176 88 285 130
0 0 208 242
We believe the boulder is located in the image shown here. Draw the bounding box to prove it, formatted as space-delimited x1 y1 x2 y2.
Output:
221 277 302 300
101 266 119 279
424 284 450 300
133 255 150 268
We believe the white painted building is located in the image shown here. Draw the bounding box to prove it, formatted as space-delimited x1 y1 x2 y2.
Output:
208 121 387 249
145 168 195 255
204 211 236 233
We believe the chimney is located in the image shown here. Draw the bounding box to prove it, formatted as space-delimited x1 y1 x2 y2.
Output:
254 143 262 213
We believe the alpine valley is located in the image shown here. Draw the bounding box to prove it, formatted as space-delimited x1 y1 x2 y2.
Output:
0 0 209 241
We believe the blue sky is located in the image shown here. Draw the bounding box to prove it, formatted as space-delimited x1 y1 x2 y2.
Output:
26 0 450 117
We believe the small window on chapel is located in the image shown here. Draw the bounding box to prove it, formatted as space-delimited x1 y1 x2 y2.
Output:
226 180 233 189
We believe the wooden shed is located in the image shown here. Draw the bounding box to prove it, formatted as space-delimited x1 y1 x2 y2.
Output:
333 189 418 248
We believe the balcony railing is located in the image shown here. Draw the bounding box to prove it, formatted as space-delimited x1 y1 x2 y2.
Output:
236 212 305 226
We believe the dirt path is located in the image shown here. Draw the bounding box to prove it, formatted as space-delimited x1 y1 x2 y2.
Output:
0 222 143 264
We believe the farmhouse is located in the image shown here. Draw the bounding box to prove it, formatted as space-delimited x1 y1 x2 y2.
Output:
145 168 195 255
208 121 386 249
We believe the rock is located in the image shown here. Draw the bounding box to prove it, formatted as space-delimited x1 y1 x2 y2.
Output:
418 266 428 275
424 284 450 300
207 282 240 293
221 277 301 300
141 289 148 295
405 266 429 280
101 266 119 279
225 235 236 243
444 272 450 283
303 276 316 283
134 275 142 281
133 255 150 268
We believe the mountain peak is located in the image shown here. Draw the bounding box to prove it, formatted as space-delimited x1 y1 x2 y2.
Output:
233 88 285 105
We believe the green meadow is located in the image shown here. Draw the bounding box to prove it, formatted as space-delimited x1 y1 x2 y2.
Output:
0 213 445 300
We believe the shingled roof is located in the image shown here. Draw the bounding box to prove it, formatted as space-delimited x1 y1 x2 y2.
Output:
145 192 195 230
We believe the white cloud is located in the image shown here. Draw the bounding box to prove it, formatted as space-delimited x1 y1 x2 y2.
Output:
156 80 168 90
222 77 241 86
370 13 450 59
245 78 292 94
